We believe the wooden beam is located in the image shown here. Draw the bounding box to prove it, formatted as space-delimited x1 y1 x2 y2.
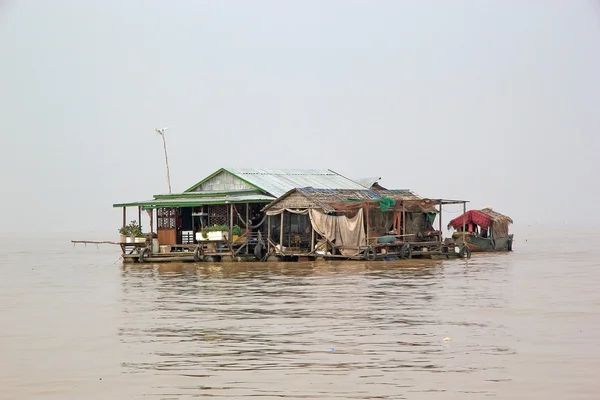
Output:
72 240 119 245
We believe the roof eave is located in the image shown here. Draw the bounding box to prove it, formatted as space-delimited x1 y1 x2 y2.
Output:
113 198 272 209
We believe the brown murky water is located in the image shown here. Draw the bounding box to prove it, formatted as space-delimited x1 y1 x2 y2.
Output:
1 229 599 399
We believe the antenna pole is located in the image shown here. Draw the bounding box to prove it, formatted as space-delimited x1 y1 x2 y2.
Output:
156 128 172 194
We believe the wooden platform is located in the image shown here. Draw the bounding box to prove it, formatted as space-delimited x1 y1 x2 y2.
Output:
73 238 470 264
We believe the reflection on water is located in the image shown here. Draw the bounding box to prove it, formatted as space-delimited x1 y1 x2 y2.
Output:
117 260 514 398
1 231 600 399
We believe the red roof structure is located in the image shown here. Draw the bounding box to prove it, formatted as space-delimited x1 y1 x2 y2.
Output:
448 208 513 230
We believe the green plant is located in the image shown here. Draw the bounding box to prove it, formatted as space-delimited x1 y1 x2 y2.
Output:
201 224 230 239
119 220 143 237
206 224 229 232
232 225 242 236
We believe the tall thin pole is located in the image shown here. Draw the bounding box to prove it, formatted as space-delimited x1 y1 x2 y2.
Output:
438 200 443 241
156 127 172 194
462 202 466 234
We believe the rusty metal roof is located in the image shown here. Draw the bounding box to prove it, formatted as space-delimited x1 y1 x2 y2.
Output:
263 187 424 213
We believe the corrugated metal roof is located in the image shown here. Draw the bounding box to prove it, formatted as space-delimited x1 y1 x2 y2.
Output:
373 189 422 200
225 168 366 198
264 188 423 212
354 176 381 189
113 193 275 209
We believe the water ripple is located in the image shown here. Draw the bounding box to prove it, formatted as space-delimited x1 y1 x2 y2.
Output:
2 231 600 399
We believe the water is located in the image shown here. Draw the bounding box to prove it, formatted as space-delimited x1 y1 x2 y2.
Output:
1 229 599 399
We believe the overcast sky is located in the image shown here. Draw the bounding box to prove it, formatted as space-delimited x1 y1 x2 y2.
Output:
1 0 599 234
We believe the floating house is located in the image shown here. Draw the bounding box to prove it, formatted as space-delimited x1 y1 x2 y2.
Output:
113 168 470 262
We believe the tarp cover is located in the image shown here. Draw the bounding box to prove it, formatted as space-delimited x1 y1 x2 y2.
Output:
378 196 396 211
448 210 492 230
309 208 366 256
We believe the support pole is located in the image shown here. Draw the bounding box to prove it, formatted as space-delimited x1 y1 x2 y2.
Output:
245 203 250 234
122 207 126 228
365 205 370 245
138 206 142 227
439 200 443 242
311 222 315 252
157 129 172 194
245 203 250 255
462 201 466 236
280 212 284 252
288 213 292 247
229 203 234 255
402 201 406 240
146 208 154 234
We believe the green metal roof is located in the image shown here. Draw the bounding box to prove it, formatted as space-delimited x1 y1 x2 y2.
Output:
113 193 275 209
185 168 367 197
153 189 260 199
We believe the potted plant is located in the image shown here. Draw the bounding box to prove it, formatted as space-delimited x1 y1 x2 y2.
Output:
118 220 144 243
199 224 230 241
119 229 127 243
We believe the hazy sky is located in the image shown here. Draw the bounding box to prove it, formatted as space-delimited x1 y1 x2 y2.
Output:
1 0 599 234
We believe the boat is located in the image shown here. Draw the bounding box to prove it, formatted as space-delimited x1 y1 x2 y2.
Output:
447 208 514 252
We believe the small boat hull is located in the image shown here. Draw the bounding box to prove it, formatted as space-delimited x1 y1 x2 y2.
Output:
464 234 513 252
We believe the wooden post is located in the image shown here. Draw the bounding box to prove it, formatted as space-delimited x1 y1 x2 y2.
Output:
122 207 126 228
402 201 406 240
267 214 271 243
365 205 370 245
462 202 466 235
229 203 234 255
138 206 142 227
279 211 284 251
310 219 315 252
245 203 250 234
288 213 292 247
245 203 250 255
191 209 195 242
145 208 154 234
439 200 443 241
